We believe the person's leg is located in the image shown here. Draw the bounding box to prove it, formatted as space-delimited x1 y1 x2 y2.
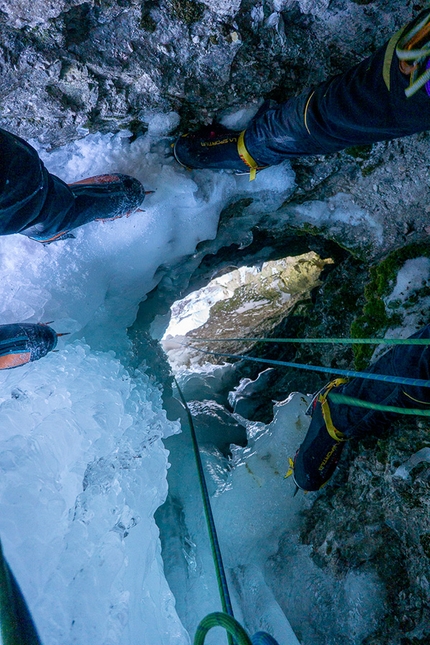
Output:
175 9 430 173
293 325 430 491
0 127 75 236
24 174 146 243
246 10 430 165
331 325 430 439
0 127 146 243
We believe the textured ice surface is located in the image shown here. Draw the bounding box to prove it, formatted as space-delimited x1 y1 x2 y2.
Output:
158 392 310 645
0 341 186 645
279 192 384 245
0 114 384 645
159 374 387 645
0 114 298 644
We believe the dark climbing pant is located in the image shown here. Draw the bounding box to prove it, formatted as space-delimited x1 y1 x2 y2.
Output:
0 127 76 237
330 325 430 439
244 11 430 166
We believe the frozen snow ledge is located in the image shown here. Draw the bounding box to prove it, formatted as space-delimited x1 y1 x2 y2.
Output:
393 447 430 480
271 192 384 258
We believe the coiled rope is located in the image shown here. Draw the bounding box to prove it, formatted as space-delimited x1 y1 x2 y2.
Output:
174 378 282 645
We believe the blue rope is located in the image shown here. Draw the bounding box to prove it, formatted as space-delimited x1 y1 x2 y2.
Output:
191 336 430 345
183 345 430 389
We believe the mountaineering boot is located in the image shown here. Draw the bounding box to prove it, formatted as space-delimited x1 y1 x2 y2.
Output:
0 323 58 369
293 382 347 491
24 174 146 243
174 126 266 179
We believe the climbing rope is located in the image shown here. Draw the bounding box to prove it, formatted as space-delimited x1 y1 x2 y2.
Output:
191 336 430 345
396 9 430 97
174 378 282 645
180 344 430 390
194 613 280 645
174 378 234 620
329 393 430 416
0 539 42 645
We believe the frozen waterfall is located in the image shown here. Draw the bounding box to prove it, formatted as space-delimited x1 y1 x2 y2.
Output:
0 114 385 645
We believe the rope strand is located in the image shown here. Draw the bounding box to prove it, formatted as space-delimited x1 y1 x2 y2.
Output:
181 344 430 389
190 336 430 345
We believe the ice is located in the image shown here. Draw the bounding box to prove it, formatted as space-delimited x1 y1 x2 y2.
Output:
139 110 181 136
386 257 430 305
0 342 186 645
159 392 308 645
393 447 430 480
2 117 262 645
370 256 430 362
228 368 274 419
279 191 384 243
0 111 384 645
219 104 262 130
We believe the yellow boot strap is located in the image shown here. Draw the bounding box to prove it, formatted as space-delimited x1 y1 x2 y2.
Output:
318 378 349 442
284 457 294 479
237 130 261 181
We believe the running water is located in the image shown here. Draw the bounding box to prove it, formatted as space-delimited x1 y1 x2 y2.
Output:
0 113 385 645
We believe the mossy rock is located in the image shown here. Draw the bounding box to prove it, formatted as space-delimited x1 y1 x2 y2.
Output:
167 0 205 24
351 242 430 369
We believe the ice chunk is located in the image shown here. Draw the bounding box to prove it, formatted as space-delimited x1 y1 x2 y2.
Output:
393 447 430 480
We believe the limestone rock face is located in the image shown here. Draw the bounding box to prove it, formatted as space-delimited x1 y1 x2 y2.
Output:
1 0 429 256
0 0 70 28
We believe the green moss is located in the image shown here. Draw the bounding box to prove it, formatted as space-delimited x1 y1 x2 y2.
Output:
361 161 383 177
345 144 373 160
350 242 430 369
167 0 205 24
294 222 322 236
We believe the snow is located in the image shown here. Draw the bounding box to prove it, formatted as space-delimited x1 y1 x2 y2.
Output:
0 113 386 645
371 256 430 362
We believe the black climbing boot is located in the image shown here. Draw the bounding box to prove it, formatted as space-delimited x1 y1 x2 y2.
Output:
24 174 146 243
0 323 58 369
174 126 264 178
293 391 346 492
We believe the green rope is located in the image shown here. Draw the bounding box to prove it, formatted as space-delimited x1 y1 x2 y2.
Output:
0 539 42 645
175 381 283 645
194 613 252 645
191 336 430 345
329 393 430 416
194 612 280 645
174 379 234 645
